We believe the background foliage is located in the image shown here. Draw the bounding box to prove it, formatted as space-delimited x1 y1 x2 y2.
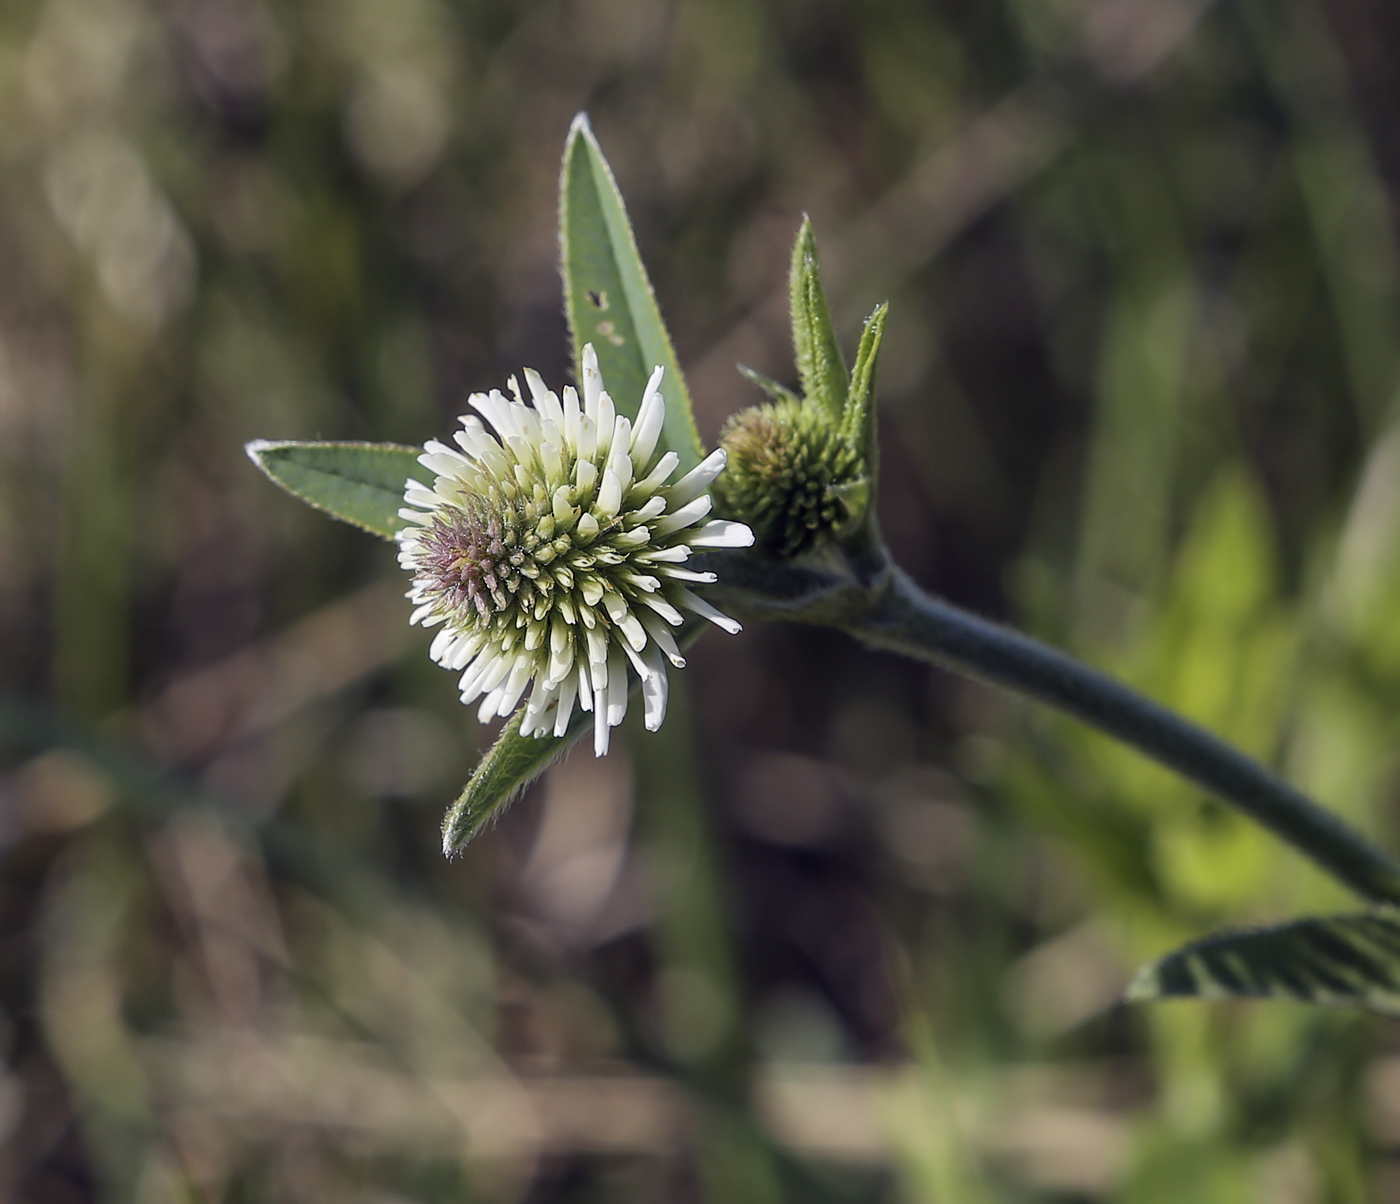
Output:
3 0 1400 1199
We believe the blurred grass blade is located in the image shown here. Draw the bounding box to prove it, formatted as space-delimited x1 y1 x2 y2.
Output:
1128 911 1400 1013
560 113 704 471
441 707 591 855
789 216 847 416
246 441 428 540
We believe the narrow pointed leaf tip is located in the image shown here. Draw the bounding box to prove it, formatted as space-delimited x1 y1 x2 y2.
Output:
441 709 591 855
1128 910 1400 1014
246 440 429 540
789 216 847 416
560 113 704 470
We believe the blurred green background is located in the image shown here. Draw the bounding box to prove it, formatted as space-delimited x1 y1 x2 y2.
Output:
3 0 1400 1199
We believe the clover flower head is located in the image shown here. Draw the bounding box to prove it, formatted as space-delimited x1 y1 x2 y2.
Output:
397 345 754 756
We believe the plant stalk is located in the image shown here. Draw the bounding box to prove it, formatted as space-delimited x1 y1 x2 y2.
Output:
844 567 1400 905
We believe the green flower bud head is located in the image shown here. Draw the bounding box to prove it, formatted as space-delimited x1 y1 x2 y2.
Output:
714 397 867 558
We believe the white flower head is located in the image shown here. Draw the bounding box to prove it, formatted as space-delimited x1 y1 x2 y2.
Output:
398 345 755 756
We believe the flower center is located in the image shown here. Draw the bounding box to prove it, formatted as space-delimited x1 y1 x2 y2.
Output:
416 499 520 622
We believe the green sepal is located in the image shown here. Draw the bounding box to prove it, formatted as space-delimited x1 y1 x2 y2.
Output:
1128 909 1400 1014
560 113 704 471
737 363 801 405
789 216 847 417
245 440 429 540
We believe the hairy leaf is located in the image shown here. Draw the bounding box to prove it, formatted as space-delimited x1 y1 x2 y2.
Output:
246 440 428 540
789 216 847 416
441 708 592 855
442 620 711 852
1128 910 1400 1013
560 113 703 470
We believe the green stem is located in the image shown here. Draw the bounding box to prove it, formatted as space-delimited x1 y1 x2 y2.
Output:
844 568 1400 905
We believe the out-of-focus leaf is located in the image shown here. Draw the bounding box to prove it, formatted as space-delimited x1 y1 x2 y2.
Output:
246 440 428 540
560 113 704 471
1128 910 1400 1013
788 216 847 417
441 707 591 855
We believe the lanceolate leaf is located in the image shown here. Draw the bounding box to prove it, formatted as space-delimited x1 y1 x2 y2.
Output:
441 708 591 855
246 441 428 540
441 620 710 853
1128 910 1400 1014
560 114 704 471
789 216 847 417
842 303 888 479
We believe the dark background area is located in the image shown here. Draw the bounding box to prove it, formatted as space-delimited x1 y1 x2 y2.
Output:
5 0 1400 1199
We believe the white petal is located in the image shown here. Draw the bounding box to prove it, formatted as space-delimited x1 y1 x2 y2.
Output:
641 644 669 731
478 688 505 724
619 633 652 679
633 450 680 496
606 644 629 727
659 566 717 584
637 593 685 626
582 344 603 418
524 368 564 426
552 673 579 737
446 633 483 670
559 384 580 446
687 519 755 549
492 658 534 717
618 611 648 652
595 390 616 455
594 699 610 757
630 367 666 468
596 469 622 518
667 448 726 507
639 611 686 667
521 682 553 736
576 412 597 463
608 426 633 492
654 493 713 537
675 587 742 634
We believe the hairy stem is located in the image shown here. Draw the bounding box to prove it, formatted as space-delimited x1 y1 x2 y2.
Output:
843 568 1400 904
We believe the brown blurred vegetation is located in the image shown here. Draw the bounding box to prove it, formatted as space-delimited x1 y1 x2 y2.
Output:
5 0 1400 1200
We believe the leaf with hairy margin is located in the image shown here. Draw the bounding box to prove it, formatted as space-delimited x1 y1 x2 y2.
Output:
1128 910 1400 1013
560 113 704 471
789 216 847 417
441 708 591 855
246 440 428 540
